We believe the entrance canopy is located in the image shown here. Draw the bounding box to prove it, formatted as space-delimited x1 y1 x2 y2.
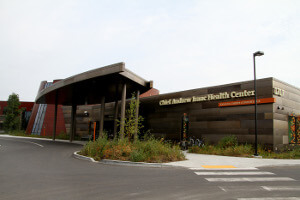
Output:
35 62 153 105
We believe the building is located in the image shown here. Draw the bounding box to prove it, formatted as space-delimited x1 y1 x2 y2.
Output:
28 63 300 150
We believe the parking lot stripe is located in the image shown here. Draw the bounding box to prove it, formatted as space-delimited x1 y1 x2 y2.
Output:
195 171 274 175
189 167 258 170
205 177 295 182
202 165 236 168
237 197 300 200
262 186 300 191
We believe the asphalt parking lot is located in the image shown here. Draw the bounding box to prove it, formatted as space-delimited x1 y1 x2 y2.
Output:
1 135 300 200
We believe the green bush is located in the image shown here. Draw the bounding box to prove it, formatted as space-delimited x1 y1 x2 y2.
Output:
218 135 238 149
130 149 146 162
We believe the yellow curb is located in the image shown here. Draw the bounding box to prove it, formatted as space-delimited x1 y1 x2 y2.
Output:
201 165 236 169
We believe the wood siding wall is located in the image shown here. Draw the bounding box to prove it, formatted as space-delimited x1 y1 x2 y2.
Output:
140 78 274 145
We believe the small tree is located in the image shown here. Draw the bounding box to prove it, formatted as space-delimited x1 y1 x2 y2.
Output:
119 93 144 141
3 93 22 131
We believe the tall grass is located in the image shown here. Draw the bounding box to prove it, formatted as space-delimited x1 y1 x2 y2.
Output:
189 143 253 157
189 135 300 159
79 136 185 163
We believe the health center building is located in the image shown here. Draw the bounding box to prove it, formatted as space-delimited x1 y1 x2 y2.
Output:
26 63 300 150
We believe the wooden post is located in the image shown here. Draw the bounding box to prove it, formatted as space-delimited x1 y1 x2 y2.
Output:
113 84 119 138
134 90 140 141
120 83 126 139
99 96 105 138
70 103 77 142
113 100 119 138
93 122 96 141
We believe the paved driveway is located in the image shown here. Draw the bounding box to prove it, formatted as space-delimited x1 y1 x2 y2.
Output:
1 136 300 200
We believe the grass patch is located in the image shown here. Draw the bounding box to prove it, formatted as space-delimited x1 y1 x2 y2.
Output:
259 146 300 159
189 135 300 159
189 144 253 157
79 136 185 163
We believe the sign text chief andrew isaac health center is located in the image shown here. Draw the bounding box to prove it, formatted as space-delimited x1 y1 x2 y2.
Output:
29 63 300 151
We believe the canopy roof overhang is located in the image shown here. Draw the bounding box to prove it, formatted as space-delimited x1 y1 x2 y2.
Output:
35 62 153 105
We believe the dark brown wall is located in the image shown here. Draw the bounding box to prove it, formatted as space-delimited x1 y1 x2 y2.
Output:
140 78 274 145
63 103 116 137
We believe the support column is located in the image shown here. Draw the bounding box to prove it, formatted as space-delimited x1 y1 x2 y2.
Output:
113 100 119 138
120 83 126 139
52 91 58 141
70 103 77 142
99 96 105 138
113 84 119 138
134 90 140 141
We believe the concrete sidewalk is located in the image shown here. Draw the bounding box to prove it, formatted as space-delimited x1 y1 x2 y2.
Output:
165 151 300 169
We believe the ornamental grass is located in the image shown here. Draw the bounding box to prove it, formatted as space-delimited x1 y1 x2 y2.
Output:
189 135 300 159
79 136 185 163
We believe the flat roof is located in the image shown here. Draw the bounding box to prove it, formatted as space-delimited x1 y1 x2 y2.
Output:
35 62 153 105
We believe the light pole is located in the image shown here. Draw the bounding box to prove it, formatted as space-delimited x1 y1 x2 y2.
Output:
253 51 264 156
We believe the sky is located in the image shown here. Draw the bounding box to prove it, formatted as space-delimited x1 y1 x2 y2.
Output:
0 0 299 101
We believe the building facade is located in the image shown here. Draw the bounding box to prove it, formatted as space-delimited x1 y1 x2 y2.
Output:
60 77 300 150
26 63 300 150
139 77 300 150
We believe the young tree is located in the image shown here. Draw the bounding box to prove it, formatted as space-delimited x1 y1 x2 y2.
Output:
3 93 22 131
122 93 144 141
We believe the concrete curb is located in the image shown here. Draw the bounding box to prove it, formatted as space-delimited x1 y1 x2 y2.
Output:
73 151 97 162
0 134 87 145
73 151 172 168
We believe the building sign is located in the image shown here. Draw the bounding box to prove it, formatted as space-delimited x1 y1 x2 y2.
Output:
218 98 276 107
159 87 284 106
273 87 284 96
159 90 255 106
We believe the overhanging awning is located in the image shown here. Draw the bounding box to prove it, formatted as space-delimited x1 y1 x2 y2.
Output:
35 62 153 105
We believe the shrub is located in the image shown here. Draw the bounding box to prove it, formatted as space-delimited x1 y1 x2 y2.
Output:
130 149 146 162
218 135 238 149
